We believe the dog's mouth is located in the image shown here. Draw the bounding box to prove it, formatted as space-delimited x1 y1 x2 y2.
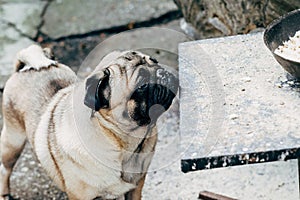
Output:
128 69 178 126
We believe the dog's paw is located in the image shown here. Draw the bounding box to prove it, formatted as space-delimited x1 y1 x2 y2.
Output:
0 194 15 200
16 45 57 72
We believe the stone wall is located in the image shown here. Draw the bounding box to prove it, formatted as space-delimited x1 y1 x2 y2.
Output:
174 0 300 39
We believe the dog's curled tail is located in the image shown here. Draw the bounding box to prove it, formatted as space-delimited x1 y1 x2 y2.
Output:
15 44 57 72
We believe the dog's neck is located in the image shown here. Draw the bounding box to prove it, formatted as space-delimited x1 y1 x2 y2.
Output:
91 110 156 151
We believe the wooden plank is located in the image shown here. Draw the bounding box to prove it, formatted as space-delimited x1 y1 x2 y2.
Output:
199 191 238 200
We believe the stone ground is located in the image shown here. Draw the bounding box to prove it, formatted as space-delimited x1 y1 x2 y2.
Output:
0 1 298 199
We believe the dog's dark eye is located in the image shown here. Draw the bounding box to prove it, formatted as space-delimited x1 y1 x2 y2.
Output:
149 57 158 64
95 70 111 109
125 56 133 61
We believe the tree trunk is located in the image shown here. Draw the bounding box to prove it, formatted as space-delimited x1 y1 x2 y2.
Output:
174 0 300 39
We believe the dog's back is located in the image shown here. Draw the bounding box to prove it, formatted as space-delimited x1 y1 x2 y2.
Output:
0 45 77 198
2 64 77 140
2 45 77 141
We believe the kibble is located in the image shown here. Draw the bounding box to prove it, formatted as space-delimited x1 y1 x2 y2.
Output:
275 30 300 62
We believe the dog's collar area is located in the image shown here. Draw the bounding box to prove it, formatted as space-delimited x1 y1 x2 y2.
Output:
92 111 126 137
133 124 155 154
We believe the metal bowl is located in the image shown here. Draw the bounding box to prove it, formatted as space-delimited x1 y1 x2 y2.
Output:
264 9 300 79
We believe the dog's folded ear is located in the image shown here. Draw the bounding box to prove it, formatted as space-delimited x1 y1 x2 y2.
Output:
84 69 111 110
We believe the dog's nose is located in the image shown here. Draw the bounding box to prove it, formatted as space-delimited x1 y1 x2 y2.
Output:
156 68 167 79
156 68 178 91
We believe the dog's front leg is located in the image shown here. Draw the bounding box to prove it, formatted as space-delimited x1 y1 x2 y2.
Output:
124 175 146 200
0 125 26 199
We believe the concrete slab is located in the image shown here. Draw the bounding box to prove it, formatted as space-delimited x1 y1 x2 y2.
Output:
0 1 46 38
143 159 297 200
176 32 299 199
41 0 178 39
0 21 33 89
179 32 300 159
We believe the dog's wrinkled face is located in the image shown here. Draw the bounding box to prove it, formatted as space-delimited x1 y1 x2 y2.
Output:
84 51 178 131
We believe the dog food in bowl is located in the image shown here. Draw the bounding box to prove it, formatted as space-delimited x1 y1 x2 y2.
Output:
274 30 300 62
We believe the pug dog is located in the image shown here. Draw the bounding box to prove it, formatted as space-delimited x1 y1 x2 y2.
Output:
0 45 178 200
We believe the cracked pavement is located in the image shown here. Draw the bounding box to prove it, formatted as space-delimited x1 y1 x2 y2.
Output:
0 0 180 89
0 1 182 199
0 1 186 199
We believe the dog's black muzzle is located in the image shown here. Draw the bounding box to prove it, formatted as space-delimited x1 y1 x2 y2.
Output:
129 68 179 126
